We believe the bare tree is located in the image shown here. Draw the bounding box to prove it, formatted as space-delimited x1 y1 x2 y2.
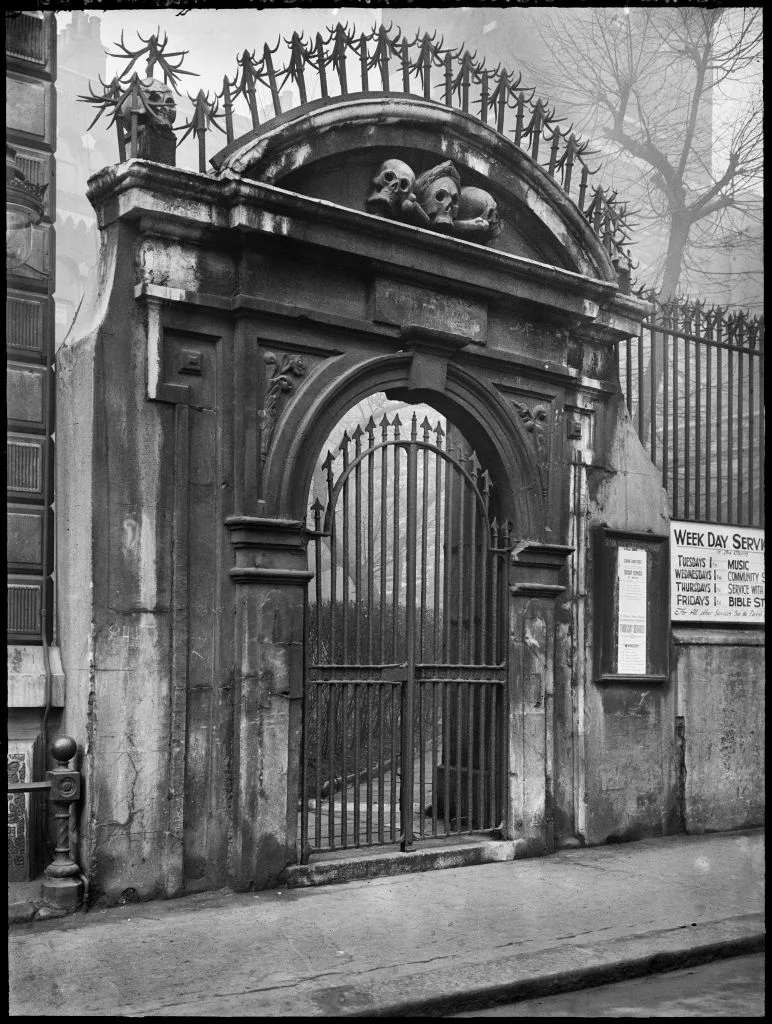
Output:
537 6 762 302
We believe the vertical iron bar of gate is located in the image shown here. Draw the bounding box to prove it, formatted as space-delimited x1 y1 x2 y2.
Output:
341 680 348 847
355 431 363 662
377 682 384 844
402 432 418 850
684 326 690 518
420 440 429 662
328 682 335 847
694 311 701 521
457 463 466 664
705 319 713 521
748 339 754 526
366 682 372 844
431 682 439 836
737 321 745 524
390 684 398 841
444 457 453 662
353 681 360 846
716 319 724 520
469 471 477 663
392 425 401 660
637 327 644 440
456 680 463 831
330 502 338 662
758 343 765 527
367 428 375 662
649 322 657 464
661 327 669 504
727 328 734 523
433 447 442 662
672 324 679 518
342 439 350 665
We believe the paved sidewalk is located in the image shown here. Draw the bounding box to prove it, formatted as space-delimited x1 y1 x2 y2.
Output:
9 829 764 1017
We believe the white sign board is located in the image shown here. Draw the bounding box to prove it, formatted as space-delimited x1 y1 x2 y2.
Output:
617 547 647 674
670 522 765 624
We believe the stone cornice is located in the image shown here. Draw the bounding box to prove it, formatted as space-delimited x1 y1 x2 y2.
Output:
86 160 644 337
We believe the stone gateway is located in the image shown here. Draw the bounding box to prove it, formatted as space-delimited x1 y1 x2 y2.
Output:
56 87 677 902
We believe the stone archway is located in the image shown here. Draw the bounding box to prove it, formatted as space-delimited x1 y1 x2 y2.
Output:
57 83 661 898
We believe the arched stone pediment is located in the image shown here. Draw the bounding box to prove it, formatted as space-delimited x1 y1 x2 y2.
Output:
211 96 617 283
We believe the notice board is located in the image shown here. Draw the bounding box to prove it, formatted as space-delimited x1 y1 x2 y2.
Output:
593 529 669 683
670 521 765 624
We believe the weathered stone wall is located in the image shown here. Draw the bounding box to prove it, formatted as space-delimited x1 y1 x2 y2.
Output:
580 395 675 845
672 629 764 833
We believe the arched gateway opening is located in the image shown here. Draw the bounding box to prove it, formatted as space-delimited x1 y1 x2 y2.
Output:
300 396 511 859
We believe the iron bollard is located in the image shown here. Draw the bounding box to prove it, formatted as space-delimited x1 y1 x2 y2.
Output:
40 736 84 910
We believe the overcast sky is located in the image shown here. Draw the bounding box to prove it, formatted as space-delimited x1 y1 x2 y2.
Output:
60 7 402 99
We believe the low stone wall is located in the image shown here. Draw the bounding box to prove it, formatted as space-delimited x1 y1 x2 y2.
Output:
672 628 765 833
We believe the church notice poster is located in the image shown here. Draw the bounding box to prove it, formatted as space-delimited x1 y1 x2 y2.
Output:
670 522 765 624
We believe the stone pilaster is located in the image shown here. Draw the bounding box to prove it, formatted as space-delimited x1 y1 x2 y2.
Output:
508 542 572 854
226 517 312 889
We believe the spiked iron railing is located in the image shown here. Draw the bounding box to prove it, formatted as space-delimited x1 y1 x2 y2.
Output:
79 23 634 262
618 296 764 526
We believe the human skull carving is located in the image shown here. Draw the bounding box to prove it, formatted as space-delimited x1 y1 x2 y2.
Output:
367 159 416 217
455 186 501 240
415 161 461 232
366 156 502 246
118 76 177 130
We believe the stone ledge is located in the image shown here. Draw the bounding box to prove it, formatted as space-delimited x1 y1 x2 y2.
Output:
285 839 521 888
671 628 764 647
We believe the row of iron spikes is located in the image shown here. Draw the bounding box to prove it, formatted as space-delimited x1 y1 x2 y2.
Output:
311 414 492 511
218 24 597 170
81 26 631 255
219 23 596 166
89 26 595 186
633 291 764 348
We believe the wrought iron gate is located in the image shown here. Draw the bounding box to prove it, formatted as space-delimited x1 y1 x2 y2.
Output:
301 410 510 858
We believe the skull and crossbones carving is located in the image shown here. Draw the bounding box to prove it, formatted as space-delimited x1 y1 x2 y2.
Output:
366 157 501 244
367 159 417 218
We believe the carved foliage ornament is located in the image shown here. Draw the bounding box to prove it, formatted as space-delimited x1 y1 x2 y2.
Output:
367 159 501 244
514 400 550 498
259 351 307 465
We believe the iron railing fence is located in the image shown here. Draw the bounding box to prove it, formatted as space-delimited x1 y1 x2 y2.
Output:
618 298 764 527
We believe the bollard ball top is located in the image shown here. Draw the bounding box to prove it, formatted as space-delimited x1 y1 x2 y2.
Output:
51 735 77 765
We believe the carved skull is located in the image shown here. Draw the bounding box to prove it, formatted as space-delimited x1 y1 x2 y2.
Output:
415 162 461 232
423 175 459 229
367 159 416 216
118 76 177 130
457 186 501 238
